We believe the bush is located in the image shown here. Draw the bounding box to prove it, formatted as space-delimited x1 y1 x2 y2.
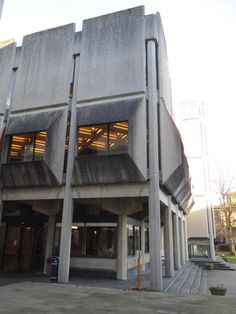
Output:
217 244 230 252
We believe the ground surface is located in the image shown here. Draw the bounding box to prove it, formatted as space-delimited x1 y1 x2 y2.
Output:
1 282 236 314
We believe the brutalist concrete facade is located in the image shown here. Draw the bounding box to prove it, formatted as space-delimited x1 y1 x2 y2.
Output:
0 6 192 291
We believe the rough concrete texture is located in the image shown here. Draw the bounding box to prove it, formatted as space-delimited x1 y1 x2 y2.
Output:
0 42 16 114
2 109 68 187
76 96 147 183
160 103 191 209
1 282 236 314
73 154 145 185
77 6 145 102
156 13 173 116
0 160 60 187
11 24 75 112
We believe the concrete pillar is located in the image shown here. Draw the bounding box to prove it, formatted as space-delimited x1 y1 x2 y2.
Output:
58 56 79 283
179 213 185 265
183 219 189 262
164 198 174 277
117 214 127 280
172 207 181 270
43 215 56 274
141 220 146 271
147 40 162 291
207 206 215 261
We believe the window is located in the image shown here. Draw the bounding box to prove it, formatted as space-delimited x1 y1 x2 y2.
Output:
78 121 128 156
127 225 134 256
145 227 149 253
8 131 47 162
54 225 116 258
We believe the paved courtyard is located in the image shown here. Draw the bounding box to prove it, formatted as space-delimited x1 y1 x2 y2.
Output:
1 281 236 314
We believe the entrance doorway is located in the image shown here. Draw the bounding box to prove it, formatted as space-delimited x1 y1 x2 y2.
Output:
2 224 45 272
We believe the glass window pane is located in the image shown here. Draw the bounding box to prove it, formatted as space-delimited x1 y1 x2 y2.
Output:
9 133 35 162
71 227 83 257
78 124 108 156
134 226 141 251
127 225 134 256
34 131 47 160
109 121 128 154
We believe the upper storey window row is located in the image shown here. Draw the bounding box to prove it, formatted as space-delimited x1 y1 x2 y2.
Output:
8 131 47 162
78 121 128 156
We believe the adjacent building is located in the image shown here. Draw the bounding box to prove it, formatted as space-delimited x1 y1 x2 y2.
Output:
176 100 215 260
0 0 4 21
0 6 192 291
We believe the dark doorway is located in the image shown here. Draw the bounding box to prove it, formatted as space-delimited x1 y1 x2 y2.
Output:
2 223 46 272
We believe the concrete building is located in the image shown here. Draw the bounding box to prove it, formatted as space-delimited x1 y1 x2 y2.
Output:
0 6 192 291
0 0 3 21
176 100 215 260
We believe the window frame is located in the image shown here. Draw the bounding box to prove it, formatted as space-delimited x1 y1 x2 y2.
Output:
7 130 47 163
77 120 128 157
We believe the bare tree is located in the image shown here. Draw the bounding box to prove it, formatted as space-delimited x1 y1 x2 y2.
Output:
215 167 236 255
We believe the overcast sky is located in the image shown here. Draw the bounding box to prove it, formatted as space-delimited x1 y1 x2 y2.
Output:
1 0 236 187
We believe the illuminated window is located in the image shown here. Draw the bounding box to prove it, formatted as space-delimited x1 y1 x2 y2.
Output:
8 131 47 162
78 121 128 156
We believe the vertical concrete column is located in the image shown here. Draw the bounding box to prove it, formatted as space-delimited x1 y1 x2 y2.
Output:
164 198 174 277
117 214 127 280
207 206 215 261
58 56 79 283
183 219 189 262
179 213 185 265
44 215 56 274
147 40 162 291
172 206 181 270
141 220 146 271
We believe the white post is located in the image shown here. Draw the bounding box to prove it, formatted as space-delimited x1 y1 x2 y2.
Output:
179 213 185 265
183 218 189 262
147 39 162 291
117 214 127 280
164 198 174 277
173 206 181 270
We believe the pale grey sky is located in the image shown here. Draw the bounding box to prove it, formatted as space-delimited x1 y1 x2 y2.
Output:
1 0 236 183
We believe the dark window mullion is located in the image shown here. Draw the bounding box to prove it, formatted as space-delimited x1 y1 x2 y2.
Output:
32 132 37 161
107 123 110 155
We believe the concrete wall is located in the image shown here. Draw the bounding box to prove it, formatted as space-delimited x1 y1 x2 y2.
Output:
156 13 173 116
0 42 16 114
186 208 209 238
0 0 3 21
77 6 145 102
70 257 116 271
11 24 75 112
1 109 68 187
74 96 147 185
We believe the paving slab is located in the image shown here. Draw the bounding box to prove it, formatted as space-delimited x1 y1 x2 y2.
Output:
1 282 236 314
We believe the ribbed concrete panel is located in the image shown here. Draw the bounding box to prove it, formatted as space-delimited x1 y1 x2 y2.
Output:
77 6 145 102
0 42 16 114
11 24 75 112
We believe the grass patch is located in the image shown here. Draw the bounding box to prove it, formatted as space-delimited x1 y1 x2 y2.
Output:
226 256 236 264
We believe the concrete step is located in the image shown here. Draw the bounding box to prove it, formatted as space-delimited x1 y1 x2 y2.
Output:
189 266 202 295
198 269 209 295
166 262 195 294
179 264 199 295
192 260 235 271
